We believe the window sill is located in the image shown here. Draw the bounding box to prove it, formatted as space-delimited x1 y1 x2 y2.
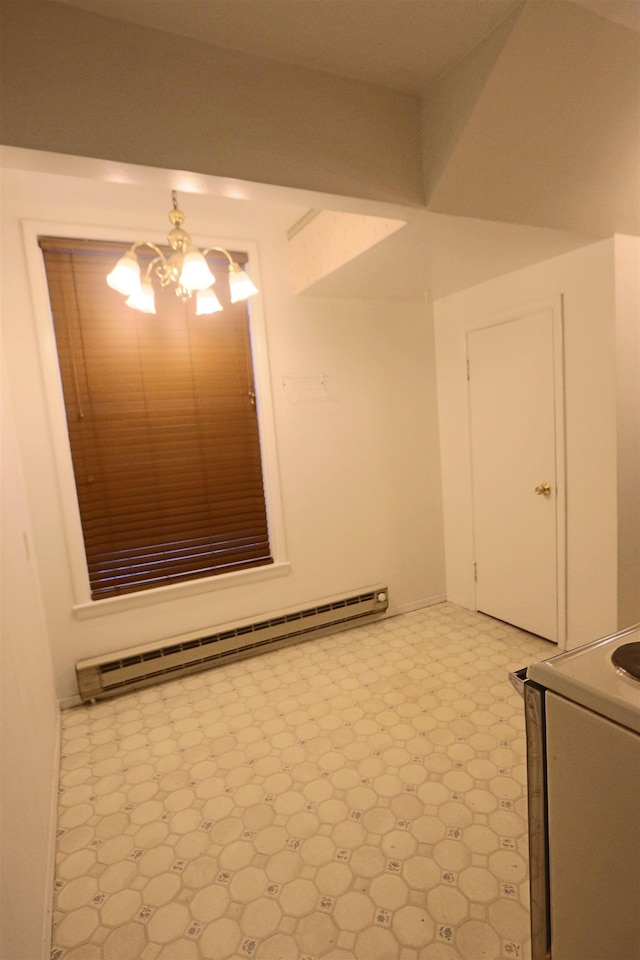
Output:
73 560 291 621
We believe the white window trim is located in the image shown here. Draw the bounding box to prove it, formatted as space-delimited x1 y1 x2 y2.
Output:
22 218 289 618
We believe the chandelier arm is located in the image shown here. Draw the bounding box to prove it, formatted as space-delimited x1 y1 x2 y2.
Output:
142 255 165 282
129 241 171 284
201 246 235 265
130 240 167 261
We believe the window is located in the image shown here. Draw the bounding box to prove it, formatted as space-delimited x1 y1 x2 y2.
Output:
39 236 272 600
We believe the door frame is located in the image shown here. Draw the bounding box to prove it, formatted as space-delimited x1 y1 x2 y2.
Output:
466 297 567 648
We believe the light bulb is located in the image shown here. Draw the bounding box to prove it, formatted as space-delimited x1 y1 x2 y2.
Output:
179 248 216 291
106 250 141 296
125 278 156 314
196 288 223 315
228 263 259 303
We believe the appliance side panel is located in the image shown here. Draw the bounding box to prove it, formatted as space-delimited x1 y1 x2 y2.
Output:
523 681 551 960
545 692 640 960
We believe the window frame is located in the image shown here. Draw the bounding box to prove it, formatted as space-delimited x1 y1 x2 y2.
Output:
23 218 289 619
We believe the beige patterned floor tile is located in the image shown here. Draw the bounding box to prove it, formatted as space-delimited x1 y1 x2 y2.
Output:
51 603 553 959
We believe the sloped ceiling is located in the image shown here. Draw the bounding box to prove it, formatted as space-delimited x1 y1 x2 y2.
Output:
426 0 640 236
53 0 639 91
50 0 640 238
51 0 525 93
570 0 640 31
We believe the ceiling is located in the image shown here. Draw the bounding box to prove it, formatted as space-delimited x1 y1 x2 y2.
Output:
0 144 595 302
35 1 640 300
54 0 639 94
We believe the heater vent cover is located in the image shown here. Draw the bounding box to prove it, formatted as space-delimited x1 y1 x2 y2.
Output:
76 587 388 701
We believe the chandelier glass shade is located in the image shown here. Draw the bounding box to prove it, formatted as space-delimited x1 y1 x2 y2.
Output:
106 192 259 315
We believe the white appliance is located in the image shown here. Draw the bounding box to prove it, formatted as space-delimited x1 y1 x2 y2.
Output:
511 624 640 960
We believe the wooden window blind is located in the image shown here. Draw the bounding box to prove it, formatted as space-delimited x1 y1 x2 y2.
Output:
39 236 272 600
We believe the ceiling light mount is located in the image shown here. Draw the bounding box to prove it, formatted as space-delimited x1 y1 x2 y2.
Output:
106 191 258 315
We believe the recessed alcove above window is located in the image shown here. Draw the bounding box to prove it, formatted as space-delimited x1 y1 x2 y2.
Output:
288 209 407 295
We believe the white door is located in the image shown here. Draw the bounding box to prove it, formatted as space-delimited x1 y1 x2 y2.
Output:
468 306 562 642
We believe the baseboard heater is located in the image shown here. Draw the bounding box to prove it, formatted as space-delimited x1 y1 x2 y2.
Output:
76 587 388 702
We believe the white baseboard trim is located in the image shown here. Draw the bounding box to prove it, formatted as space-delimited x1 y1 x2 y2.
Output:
42 704 61 959
59 693 82 710
443 593 474 611
389 594 447 616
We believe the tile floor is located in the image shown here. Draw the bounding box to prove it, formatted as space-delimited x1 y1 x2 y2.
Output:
51 602 553 960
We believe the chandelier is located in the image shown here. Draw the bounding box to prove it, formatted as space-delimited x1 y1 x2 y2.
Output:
106 191 259 315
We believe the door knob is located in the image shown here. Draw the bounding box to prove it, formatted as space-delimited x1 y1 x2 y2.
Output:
535 482 552 497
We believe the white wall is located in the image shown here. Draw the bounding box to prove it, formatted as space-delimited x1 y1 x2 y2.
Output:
1 353 59 960
614 235 640 628
434 239 623 648
0 159 445 703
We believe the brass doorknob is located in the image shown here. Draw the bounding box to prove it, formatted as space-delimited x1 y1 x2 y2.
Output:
535 482 552 497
